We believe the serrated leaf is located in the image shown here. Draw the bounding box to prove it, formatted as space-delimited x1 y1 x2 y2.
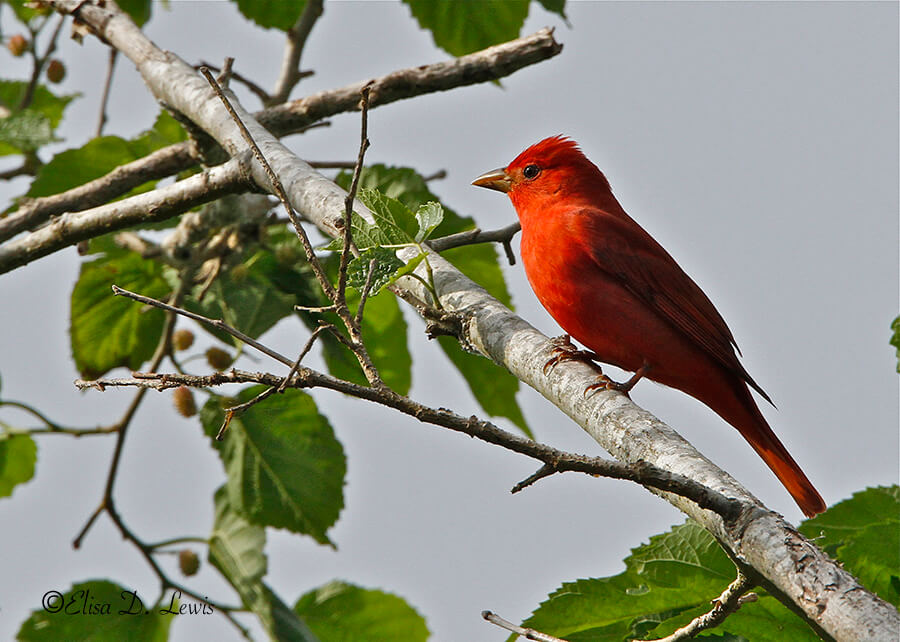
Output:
0 81 77 129
201 387 346 545
799 486 900 606
17 580 174 641
522 520 818 642
0 81 76 156
347 246 405 294
233 0 307 31
403 0 529 57
0 433 36 498
70 252 169 378
209 487 318 641
357 188 419 245
414 201 443 242
294 581 429 642
0 109 57 153
347 246 426 298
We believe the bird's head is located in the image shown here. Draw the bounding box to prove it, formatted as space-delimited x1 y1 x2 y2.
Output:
472 136 610 213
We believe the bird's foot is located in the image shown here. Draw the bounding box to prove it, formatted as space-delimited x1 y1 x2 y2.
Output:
584 362 651 399
543 334 606 376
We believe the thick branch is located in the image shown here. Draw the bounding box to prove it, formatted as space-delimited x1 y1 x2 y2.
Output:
0 158 248 273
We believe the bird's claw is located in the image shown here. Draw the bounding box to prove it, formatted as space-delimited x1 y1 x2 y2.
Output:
543 334 604 375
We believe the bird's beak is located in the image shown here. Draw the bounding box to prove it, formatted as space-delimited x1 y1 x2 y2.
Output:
472 167 511 193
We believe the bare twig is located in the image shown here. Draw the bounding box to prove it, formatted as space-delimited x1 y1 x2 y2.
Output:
111 285 295 368
269 0 324 105
482 610 567 642
215 386 279 440
95 49 118 137
18 14 66 111
634 572 758 642
76 367 744 521
354 258 377 326
198 60 271 103
429 221 521 265
336 83 372 306
277 325 330 394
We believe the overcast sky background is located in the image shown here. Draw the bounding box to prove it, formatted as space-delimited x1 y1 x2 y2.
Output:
1 2 897 641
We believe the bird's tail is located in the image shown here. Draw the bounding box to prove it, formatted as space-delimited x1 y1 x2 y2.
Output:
724 384 826 517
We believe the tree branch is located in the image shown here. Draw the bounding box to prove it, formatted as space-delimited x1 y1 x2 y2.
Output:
0 157 250 273
268 0 323 105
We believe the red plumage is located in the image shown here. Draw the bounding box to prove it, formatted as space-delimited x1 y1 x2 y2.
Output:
473 136 825 517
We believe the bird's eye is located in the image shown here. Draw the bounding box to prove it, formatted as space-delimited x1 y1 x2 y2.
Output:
523 164 541 180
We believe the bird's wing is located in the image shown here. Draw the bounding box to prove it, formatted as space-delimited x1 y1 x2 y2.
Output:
577 207 773 405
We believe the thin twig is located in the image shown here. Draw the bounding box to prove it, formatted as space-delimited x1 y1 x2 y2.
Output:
354 258 377 326
215 386 279 440
198 60 271 103
95 49 118 137
429 221 521 265
76 368 745 521
482 611 567 642
277 325 329 393
18 14 66 111
111 284 295 368
633 572 758 642
336 83 372 305
269 0 324 105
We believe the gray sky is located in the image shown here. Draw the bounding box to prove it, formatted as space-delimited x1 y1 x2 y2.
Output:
1 2 897 641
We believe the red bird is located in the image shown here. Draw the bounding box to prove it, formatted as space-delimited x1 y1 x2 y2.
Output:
473 136 825 517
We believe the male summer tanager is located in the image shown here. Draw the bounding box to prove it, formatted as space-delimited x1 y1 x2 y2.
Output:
473 136 825 517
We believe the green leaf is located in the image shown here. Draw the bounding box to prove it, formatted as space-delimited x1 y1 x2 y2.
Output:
294 581 429 642
414 201 443 242
201 386 346 545
536 0 568 21
17 579 174 641
347 247 405 293
208 487 318 641
357 188 420 246
0 433 36 498
188 255 297 346
70 252 169 378
522 520 818 642
0 81 77 156
5 1 52 25
890 315 899 373
0 81 76 129
232 0 306 31
0 109 57 153
403 0 529 57
799 486 900 606
347 246 426 298
116 0 152 26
